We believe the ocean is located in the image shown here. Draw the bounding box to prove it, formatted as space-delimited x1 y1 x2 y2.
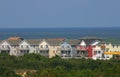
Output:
0 27 120 39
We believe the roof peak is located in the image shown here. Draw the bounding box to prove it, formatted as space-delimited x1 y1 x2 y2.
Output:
80 40 86 46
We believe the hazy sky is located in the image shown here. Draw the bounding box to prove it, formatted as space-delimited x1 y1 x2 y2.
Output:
0 0 120 28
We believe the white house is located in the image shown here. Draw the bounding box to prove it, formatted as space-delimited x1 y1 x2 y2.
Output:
60 41 72 58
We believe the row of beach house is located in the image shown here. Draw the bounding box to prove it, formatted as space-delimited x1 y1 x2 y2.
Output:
0 36 120 60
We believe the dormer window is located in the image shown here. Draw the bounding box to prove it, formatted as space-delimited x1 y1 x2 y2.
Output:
98 51 101 54
7 45 9 48
112 45 115 48
67 46 70 48
46 45 48 48
117 45 119 48
26 45 29 48
2 45 4 48
33 45 35 48
21 45 23 48
53 51 55 53
41 45 43 48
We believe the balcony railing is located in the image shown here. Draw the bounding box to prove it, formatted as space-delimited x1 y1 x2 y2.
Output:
61 54 71 57
61 48 71 51
76 46 87 51
75 50 88 57
19 50 29 56
93 47 101 51
19 47 30 50
0 47 10 50
39 47 49 51
76 54 81 57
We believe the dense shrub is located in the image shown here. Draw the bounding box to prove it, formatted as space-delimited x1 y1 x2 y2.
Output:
0 53 120 77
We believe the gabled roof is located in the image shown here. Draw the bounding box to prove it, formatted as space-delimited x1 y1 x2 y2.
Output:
78 36 103 46
45 38 64 45
0 40 22 45
81 39 95 46
90 40 100 46
7 40 22 45
5 36 24 45
25 39 42 45
68 39 79 45
103 38 120 45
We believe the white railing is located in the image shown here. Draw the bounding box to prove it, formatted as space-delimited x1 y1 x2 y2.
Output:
61 48 71 51
19 47 30 50
39 47 49 50
0 47 10 50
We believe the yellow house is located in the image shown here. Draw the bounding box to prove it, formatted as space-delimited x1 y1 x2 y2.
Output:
103 39 120 59
38 38 64 58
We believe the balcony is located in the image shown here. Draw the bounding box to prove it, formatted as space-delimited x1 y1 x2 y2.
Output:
0 51 10 54
19 50 29 56
76 54 81 57
0 47 10 50
93 47 101 51
19 47 30 50
38 51 49 57
76 46 87 51
76 47 80 50
61 50 71 57
75 51 88 57
61 54 71 57
39 47 49 51
61 48 71 51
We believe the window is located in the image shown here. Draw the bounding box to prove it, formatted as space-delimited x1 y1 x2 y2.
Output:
13 46 16 48
62 46 64 48
40 51 41 53
40 51 43 53
26 45 29 48
27 50 29 53
43 51 45 54
67 46 70 48
2 45 4 48
112 45 115 48
14 50 16 53
98 51 101 54
21 45 23 48
7 45 9 48
46 45 48 48
117 45 119 48
68 51 70 54
45 51 48 53
61 51 64 53
37 50 39 53
41 45 43 48
20 50 23 53
34 45 35 48
65 51 67 54
34 50 36 53
53 51 55 53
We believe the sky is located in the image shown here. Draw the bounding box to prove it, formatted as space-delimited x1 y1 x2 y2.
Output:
0 0 120 28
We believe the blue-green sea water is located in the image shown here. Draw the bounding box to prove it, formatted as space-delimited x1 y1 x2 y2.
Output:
0 27 120 39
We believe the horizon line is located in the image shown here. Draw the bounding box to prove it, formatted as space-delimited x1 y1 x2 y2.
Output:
0 26 120 29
